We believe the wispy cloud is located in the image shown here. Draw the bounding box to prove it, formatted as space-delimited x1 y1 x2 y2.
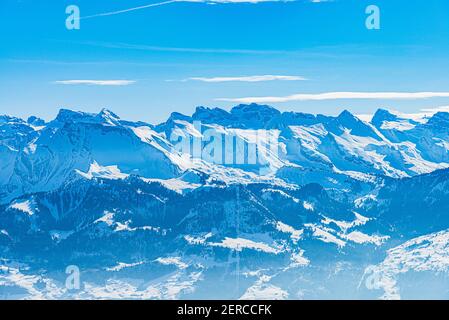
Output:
420 106 449 113
217 92 449 103
81 0 296 20
75 41 287 55
55 80 136 86
178 75 307 82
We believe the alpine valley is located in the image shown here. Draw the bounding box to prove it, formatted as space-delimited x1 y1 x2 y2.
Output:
2 103 449 300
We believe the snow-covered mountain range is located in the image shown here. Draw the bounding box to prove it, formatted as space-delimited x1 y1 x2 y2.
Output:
2 104 449 299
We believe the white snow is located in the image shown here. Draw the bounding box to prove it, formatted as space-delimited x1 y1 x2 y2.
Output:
24 140 38 154
241 273 288 300
380 120 416 131
6 106 449 208
341 231 389 246
172 120 202 138
362 229 449 300
320 213 386 246
144 177 201 194
275 222 303 243
155 257 188 270
210 237 281 254
0 266 64 299
94 211 115 226
77 161 128 180
113 221 134 232
354 194 378 208
49 230 74 242
289 250 310 267
303 201 314 211
94 212 166 234
184 233 213 245
9 200 35 216
321 212 370 232
82 266 203 299
82 279 160 299
241 283 288 300
305 224 346 248
130 126 161 143
106 261 144 272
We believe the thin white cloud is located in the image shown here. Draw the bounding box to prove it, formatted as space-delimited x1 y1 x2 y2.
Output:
182 75 307 82
217 92 449 103
354 114 373 122
77 41 287 55
420 106 449 113
81 0 303 20
55 80 136 86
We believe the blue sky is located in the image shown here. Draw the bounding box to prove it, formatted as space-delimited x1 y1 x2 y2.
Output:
1 0 449 123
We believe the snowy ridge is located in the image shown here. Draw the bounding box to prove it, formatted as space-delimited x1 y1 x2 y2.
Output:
3 104 449 299
3 105 449 204
363 229 449 300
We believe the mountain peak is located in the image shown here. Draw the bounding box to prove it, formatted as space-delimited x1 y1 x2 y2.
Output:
96 108 121 125
0 115 24 124
54 108 122 126
329 109 382 140
336 109 361 125
427 111 449 126
98 108 120 119
55 109 93 123
192 106 233 126
230 103 281 117
168 112 191 122
371 109 398 127
337 109 356 119
229 103 281 129
194 106 231 118
27 116 46 127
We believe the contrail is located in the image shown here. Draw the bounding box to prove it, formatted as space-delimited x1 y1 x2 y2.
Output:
80 0 291 20
81 0 179 20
